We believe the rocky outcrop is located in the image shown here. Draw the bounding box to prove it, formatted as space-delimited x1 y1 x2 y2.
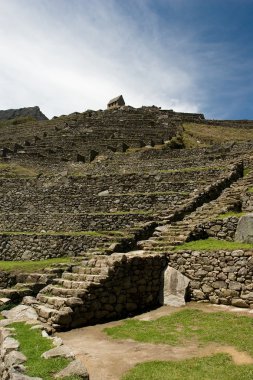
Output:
0 106 48 121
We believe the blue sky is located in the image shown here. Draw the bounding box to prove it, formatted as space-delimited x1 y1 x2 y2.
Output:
0 0 253 119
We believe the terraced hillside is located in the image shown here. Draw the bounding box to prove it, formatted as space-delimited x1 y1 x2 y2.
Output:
0 105 252 330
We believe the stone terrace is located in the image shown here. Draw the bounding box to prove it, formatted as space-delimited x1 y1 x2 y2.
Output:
1 107 202 164
0 106 253 331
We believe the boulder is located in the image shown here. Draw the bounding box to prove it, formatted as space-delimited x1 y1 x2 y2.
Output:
2 305 38 322
235 214 253 243
55 359 89 379
160 266 190 307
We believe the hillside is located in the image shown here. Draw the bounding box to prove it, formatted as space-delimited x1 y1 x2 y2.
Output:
0 106 48 121
0 105 252 331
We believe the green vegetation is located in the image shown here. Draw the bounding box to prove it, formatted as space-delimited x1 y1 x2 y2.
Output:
0 230 126 238
10 322 82 380
247 187 253 193
105 309 253 354
173 238 253 251
113 191 189 197
182 123 253 148
121 354 253 380
159 166 224 174
244 168 251 176
105 309 253 379
0 163 37 177
0 116 37 128
0 257 73 272
216 211 245 219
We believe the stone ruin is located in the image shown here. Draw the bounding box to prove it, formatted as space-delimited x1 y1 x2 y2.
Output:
0 103 252 332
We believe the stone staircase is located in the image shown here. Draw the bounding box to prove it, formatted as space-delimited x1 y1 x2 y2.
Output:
30 159 250 330
140 159 253 253
33 252 167 331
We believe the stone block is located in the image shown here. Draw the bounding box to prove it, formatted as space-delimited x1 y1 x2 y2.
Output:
235 214 253 243
161 266 190 306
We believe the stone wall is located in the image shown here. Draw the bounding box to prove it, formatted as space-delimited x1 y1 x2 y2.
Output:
167 249 253 308
37 253 168 329
0 234 112 260
190 217 238 241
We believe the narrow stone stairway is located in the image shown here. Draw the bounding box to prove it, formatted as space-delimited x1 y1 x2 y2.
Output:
141 159 253 253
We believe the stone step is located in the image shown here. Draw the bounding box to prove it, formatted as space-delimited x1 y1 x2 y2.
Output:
62 271 108 282
37 293 83 310
34 304 73 328
40 284 87 298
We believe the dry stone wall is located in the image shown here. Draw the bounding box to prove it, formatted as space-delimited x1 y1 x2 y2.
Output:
191 217 239 241
167 249 253 308
0 234 111 260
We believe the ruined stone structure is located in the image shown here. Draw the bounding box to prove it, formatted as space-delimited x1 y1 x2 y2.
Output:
0 104 252 331
107 95 125 109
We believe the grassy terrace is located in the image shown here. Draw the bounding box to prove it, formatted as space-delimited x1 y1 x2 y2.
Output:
182 122 253 148
10 322 81 380
173 238 253 251
0 230 128 237
69 165 226 177
158 166 225 174
216 211 246 219
0 163 37 177
0 257 74 272
105 309 253 380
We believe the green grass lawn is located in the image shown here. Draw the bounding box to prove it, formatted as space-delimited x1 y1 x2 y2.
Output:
121 354 253 380
216 211 246 219
173 238 253 251
105 309 253 380
11 322 82 380
0 257 73 272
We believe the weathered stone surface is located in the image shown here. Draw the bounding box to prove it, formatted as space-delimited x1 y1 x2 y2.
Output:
10 373 42 380
55 359 89 379
42 345 74 359
161 266 190 306
235 214 253 243
2 306 38 322
2 337 19 353
4 350 26 367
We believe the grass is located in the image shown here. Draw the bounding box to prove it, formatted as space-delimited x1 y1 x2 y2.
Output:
105 308 253 380
216 211 246 219
10 322 82 380
158 166 224 174
121 354 253 380
0 230 126 237
182 122 253 148
0 257 73 272
105 308 253 354
0 163 37 177
244 168 251 176
112 191 189 197
173 238 253 251
247 187 253 193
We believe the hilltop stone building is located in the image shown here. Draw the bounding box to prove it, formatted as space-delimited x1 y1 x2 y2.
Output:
107 95 125 109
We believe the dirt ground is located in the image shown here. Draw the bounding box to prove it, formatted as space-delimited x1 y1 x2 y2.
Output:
58 303 253 380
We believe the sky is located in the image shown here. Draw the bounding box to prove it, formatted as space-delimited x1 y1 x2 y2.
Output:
0 0 253 119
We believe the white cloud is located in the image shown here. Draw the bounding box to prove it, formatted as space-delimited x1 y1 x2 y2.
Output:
0 0 219 118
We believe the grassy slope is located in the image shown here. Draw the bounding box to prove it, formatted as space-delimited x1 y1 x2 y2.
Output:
11 322 81 380
182 122 253 148
173 238 253 251
122 355 253 380
0 257 73 272
105 309 253 380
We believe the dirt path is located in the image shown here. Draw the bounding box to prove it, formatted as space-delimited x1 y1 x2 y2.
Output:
58 304 253 380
